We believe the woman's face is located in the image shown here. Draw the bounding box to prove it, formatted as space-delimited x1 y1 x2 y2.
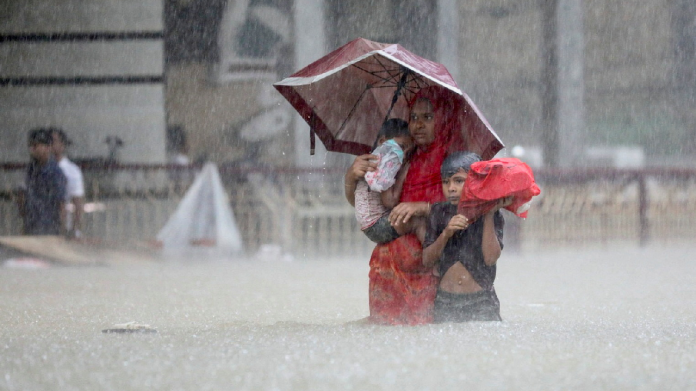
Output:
409 98 436 147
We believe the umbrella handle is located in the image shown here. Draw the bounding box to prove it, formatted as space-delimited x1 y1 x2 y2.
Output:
309 110 317 155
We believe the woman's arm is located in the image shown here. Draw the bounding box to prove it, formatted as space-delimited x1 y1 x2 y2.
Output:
380 162 409 209
423 214 469 268
481 196 513 266
344 154 378 206
388 201 429 226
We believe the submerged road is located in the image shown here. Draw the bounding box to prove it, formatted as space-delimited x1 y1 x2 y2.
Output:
1 242 695 390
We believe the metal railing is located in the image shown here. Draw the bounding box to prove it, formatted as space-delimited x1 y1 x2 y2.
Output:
522 168 696 248
2 163 695 258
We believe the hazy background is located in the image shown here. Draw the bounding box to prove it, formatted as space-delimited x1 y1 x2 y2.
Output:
1 2 696 389
2 0 695 169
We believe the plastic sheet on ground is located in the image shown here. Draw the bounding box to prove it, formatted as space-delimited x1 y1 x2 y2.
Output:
156 163 243 255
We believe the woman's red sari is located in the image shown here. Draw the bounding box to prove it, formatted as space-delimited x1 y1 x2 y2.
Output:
368 87 465 325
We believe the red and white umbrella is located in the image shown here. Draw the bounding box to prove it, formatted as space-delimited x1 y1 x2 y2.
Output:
274 37 504 159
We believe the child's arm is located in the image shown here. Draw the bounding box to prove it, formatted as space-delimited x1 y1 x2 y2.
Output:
380 162 409 209
344 154 378 206
423 214 469 268
481 197 512 266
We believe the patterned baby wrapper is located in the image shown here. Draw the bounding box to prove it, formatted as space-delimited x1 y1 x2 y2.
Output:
364 140 404 192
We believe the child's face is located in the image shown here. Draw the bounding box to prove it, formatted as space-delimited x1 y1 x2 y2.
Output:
442 168 468 205
392 135 414 154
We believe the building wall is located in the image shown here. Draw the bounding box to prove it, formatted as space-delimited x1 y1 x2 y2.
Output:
165 63 294 166
163 0 297 167
0 0 166 164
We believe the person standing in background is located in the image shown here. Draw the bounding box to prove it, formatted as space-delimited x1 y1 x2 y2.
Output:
167 124 192 192
50 128 85 239
20 128 67 235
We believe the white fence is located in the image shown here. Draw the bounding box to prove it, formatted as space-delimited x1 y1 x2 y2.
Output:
2 165 695 259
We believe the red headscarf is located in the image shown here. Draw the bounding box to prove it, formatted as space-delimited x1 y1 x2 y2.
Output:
400 86 465 203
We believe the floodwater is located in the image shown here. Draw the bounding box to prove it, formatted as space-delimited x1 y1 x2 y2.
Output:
2 243 696 390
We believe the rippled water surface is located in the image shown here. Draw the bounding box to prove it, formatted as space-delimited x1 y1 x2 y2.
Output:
2 243 695 390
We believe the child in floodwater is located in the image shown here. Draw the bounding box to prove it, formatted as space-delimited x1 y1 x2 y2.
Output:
422 151 512 322
354 118 426 243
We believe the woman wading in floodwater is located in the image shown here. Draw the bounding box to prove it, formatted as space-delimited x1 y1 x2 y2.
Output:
345 86 465 325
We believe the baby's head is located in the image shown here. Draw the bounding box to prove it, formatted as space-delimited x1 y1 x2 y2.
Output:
375 118 413 152
440 151 481 204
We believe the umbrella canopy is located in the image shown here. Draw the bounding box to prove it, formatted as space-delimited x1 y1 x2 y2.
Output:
274 37 504 159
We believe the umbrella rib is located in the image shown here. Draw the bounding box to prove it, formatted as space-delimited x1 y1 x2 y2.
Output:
351 69 399 87
373 56 403 84
368 85 403 89
401 73 430 102
337 84 371 134
345 59 445 130
350 57 431 92
406 72 428 91
351 61 401 87
372 56 431 91
384 68 413 121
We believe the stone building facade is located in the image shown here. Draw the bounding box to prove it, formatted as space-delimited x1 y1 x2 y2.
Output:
0 0 166 164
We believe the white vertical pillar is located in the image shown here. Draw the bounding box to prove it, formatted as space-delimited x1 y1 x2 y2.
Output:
437 0 460 84
293 0 328 167
556 0 585 168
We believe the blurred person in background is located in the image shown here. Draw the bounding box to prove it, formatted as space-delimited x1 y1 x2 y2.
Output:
51 128 85 239
167 124 192 192
18 128 67 235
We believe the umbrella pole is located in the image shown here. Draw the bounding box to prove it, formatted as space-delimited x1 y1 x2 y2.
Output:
383 69 412 123
309 110 317 155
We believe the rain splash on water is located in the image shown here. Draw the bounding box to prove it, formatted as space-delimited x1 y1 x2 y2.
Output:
2 242 696 390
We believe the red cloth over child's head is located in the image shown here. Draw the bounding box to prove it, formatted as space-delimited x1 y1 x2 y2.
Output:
458 157 541 220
